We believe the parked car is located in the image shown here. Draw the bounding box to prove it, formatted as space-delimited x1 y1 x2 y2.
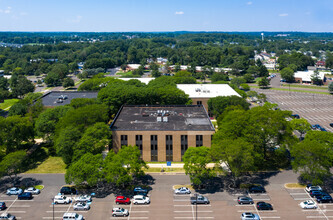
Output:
316 194 333 203
112 207 129 217
190 195 210 204
73 202 90 211
237 196 254 205
115 196 130 205
133 187 148 194
54 195 72 204
249 186 266 193
306 185 322 192
6 188 22 195
75 195 91 203
134 191 147 196
320 127 327 132
0 202 6 210
310 190 322 198
18 192 33 200
300 200 317 209
291 114 300 119
311 124 322 130
257 202 273 210
132 195 150 205
24 187 40 195
62 212 84 220
0 213 15 220
174 187 191 194
60 186 77 195
329 123 333 128
241 212 260 220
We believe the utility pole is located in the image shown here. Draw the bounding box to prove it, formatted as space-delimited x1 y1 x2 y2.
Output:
51 198 54 220
195 193 198 220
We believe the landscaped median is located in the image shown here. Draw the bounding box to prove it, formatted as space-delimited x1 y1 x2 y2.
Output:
284 183 306 189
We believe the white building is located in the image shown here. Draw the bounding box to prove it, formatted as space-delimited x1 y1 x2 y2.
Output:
294 71 326 84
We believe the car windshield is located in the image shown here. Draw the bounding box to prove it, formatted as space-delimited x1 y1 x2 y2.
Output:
63 196 67 199
75 214 79 217
121 208 125 212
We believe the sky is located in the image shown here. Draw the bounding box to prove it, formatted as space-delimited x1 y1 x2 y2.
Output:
1 0 333 32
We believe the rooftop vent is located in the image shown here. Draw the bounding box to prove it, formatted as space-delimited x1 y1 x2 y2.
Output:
195 88 201 92
157 117 162 122
163 116 168 122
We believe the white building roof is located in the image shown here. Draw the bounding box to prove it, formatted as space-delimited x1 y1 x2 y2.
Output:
177 84 240 98
294 71 325 82
120 78 155 85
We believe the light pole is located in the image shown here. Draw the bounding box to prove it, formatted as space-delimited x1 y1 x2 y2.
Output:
51 198 54 220
195 193 198 220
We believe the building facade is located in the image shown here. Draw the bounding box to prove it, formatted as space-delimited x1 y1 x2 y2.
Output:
110 105 215 162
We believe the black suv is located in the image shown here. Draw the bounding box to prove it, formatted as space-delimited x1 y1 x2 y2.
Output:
257 202 273 210
60 186 77 195
249 185 266 193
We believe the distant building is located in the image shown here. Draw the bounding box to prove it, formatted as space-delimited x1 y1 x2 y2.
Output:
40 91 98 107
294 71 325 84
157 57 168 64
177 84 240 115
78 62 85 70
0 70 4 77
110 105 215 162
316 61 326 70
119 78 155 85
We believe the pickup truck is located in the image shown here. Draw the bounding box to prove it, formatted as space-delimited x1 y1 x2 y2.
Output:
190 195 210 204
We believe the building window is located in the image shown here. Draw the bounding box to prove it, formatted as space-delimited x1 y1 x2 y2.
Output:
121 135 128 146
151 135 158 161
136 135 143 156
181 135 188 161
166 135 173 161
197 101 202 105
196 135 203 147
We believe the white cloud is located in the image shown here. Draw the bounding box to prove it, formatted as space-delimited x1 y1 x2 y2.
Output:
0 6 11 14
279 13 288 17
247 1 253 5
175 11 184 15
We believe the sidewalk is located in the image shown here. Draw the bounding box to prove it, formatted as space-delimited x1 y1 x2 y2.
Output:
147 163 217 168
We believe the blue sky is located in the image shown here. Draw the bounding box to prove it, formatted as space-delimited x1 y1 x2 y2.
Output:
0 0 333 32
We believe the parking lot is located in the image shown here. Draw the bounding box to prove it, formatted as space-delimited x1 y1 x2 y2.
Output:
253 88 333 132
0 172 331 219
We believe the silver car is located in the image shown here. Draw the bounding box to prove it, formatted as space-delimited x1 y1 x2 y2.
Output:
24 187 40 195
0 213 16 220
75 195 92 202
241 212 260 220
174 187 191 194
112 208 129 217
73 202 90 211
6 188 22 195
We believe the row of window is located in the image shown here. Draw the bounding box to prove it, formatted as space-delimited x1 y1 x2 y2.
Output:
120 134 204 161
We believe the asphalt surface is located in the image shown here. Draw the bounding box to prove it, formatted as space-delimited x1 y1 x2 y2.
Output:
0 171 327 220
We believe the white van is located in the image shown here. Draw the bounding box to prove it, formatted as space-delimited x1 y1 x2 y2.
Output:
62 213 84 220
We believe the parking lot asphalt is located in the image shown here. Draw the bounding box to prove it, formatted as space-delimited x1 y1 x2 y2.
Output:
0 171 331 219
252 88 333 132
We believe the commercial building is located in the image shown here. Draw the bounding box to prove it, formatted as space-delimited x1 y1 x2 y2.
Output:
110 105 215 162
176 84 240 114
40 91 98 107
294 71 326 84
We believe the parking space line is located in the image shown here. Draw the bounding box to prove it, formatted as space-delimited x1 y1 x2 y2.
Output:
175 211 213 213
191 203 195 220
174 205 211 207
11 205 30 208
260 217 281 219
174 217 214 219
173 199 190 201
130 211 149 213
127 199 133 220
303 189 329 220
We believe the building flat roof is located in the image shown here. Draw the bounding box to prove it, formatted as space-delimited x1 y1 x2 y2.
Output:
177 84 240 98
119 78 155 85
294 71 326 82
41 91 98 107
111 105 215 131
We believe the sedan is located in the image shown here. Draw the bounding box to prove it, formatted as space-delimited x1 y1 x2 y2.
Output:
133 187 148 194
133 195 150 205
18 192 33 200
300 200 317 209
310 190 322 198
249 186 266 193
115 196 130 205
316 195 333 203
24 187 40 195
73 202 90 211
174 187 191 194
0 202 6 210
306 185 322 193
6 188 22 195
75 195 92 203
237 196 254 205
257 202 273 210
112 208 129 217
0 213 15 220
241 212 260 220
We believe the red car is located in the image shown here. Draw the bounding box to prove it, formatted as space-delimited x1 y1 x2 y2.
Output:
115 196 130 205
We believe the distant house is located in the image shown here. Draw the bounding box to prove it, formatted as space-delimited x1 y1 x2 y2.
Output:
157 57 168 64
77 62 85 70
294 71 325 84
316 61 326 70
0 70 4 77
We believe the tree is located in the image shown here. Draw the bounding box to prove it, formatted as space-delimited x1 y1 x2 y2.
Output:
240 83 250 91
291 138 333 185
329 82 333 94
55 126 82 165
8 102 27 116
212 138 256 187
0 150 26 180
44 72 61 87
280 67 295 83
133 65 144 76
65 153 103 186
62 77 74 88
290 118 311 139
211 72 229 83
9 75 35 98
311 71 323 85
258 77 270 89
174 64 181 73
0 77 9 91
183 146 215 188
243 73 254 83
208 96 250 118
73 122 111 161
230 77 246 88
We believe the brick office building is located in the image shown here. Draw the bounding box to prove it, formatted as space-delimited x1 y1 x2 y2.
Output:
110 105 215 162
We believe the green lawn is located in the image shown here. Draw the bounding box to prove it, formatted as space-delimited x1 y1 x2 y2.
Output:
144 167 185 173
25 157 66 174
250 86 330 95
0 99 19 110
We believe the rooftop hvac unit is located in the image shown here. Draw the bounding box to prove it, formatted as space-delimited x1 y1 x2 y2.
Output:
195 88 201 92
163 117 168 122
157 117 162 122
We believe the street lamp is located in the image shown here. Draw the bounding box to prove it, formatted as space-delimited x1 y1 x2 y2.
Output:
194 193 198 220
51 198 55 220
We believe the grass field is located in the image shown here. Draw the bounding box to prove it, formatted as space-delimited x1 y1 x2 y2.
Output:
144 167 185 173
0 99 19 110
25 157 66 174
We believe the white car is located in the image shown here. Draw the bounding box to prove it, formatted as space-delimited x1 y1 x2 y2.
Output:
54 195 72 204
306 185 322 193
0 213 15 220
24 187 40 194
63 212 84 220
112 207 129 217
73 202 90 211
241 212 260 220
174 187 191 194
132 195 150 205
6 187 22 195
300 200 317 209
75 195 92 202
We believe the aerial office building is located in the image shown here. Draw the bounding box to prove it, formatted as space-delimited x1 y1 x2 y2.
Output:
110 105 215 162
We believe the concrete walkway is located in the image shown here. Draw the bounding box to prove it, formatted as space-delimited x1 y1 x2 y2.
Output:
147 163 217 168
